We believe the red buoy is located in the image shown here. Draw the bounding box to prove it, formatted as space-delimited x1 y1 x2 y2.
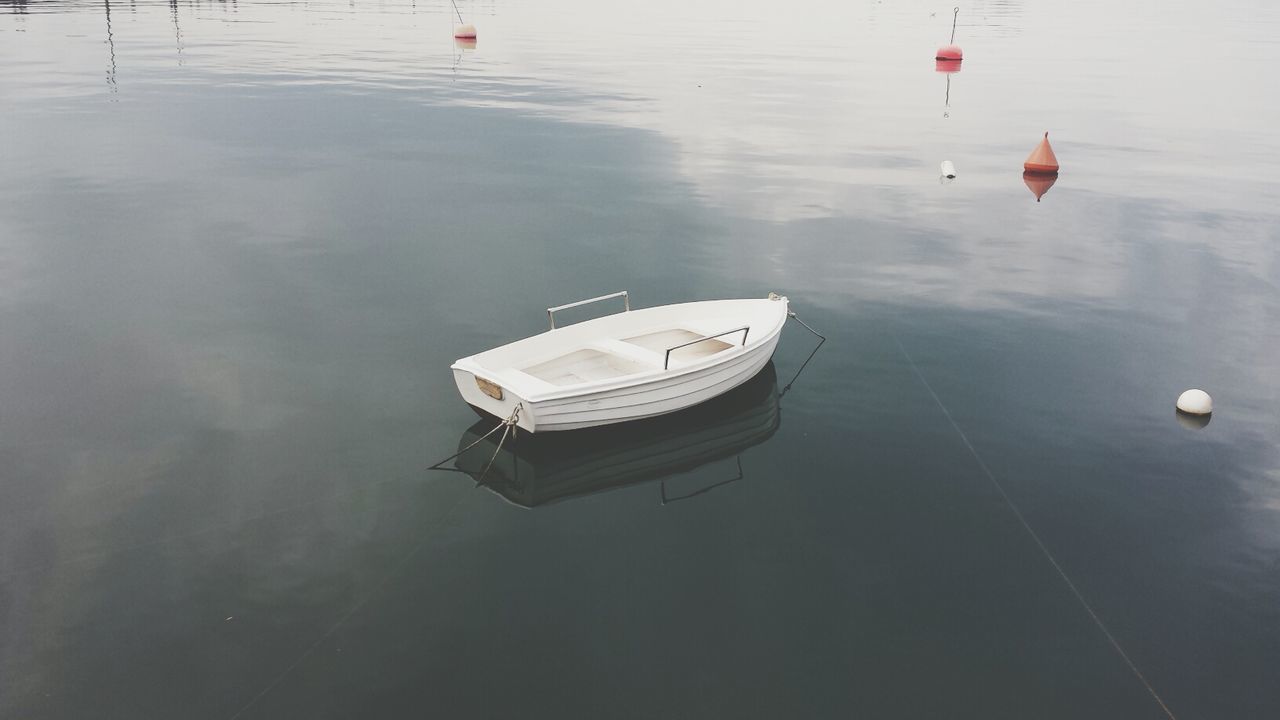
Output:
1023 132 1060 175
936 44 963 61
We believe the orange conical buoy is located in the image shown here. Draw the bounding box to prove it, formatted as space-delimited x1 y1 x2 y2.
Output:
1023 171 1057 202
1023 132 1059 175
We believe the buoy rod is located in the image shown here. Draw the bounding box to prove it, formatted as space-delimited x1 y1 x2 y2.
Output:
449 0 465 25
950 7 959 44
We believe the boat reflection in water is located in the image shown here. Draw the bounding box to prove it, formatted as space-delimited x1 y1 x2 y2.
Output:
451 363 781 508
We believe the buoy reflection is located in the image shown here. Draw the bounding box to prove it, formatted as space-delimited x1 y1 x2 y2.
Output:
452 37 475 81
935 59 962 74
1175 409 1212 430
936 60 960 117
1023 171 1057 201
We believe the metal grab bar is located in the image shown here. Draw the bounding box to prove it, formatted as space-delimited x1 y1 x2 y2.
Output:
663 326 749 370
547 291 629 329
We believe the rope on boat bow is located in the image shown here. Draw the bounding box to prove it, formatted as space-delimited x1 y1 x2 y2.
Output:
427 404 522 486
787 310 826 341
780 310 826 399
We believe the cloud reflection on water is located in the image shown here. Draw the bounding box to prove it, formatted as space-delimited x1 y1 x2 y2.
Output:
2 1 1280 718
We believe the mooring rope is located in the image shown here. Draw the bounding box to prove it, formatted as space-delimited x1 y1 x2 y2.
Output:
226 490 473 720
894 336 1178 720
780 310 826 399
227 408 529 719
787 310 827 341
478 416 517 480
427 404 521 471
228 408 527 720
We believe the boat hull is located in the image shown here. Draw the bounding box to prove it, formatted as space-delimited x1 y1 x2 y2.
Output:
451 297 789 432
452 331 781 432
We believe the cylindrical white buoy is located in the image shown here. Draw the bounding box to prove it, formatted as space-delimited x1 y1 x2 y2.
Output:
941 160 957 179
1176 389 1213 416
453 24 477 39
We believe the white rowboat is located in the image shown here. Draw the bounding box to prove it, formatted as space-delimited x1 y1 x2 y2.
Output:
451 292 789 432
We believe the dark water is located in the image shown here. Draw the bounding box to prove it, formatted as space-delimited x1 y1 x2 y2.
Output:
3 1 1280 717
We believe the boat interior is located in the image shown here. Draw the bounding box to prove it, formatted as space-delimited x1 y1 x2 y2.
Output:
521 328 736 387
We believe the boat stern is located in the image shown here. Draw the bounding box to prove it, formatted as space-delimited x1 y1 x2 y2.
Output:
451 363 536 432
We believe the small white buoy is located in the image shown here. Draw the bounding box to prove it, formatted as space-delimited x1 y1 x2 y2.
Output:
941 160 957 179
453 24 477 39
1176 389 1212 416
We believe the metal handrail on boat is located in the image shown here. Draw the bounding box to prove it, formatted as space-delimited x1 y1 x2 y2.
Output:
547 290 630 329
663 326 749 370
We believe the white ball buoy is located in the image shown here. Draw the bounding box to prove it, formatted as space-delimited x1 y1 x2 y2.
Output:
1176 389 1213 416
941 160 957 179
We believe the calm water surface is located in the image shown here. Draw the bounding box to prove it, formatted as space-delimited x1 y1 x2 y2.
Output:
3 1 1280 717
